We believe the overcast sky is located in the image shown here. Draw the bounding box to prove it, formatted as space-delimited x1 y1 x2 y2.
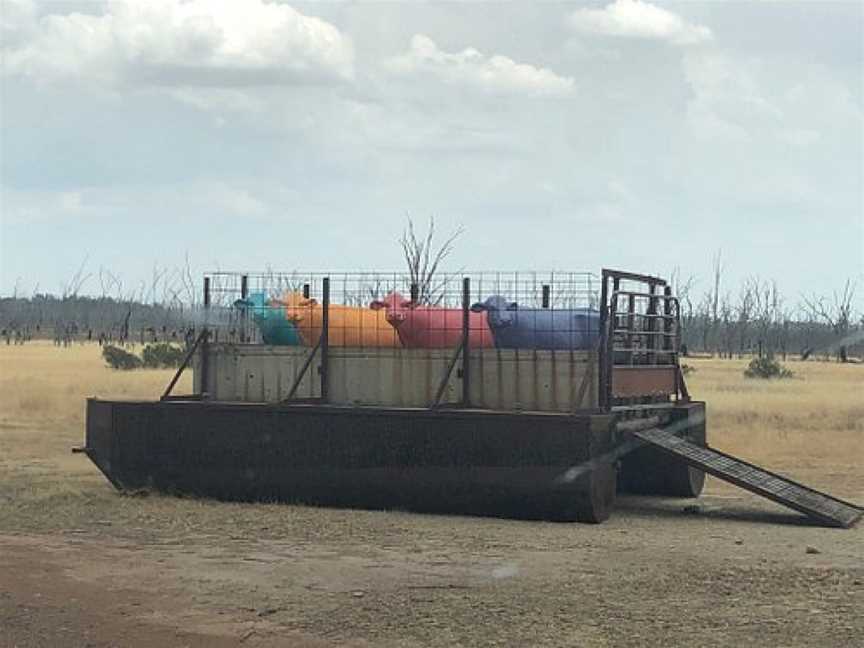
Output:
1 0 862 301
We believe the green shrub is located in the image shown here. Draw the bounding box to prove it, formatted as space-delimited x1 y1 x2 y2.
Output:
141 342 186 368
744 356 793 379
102 345 142 370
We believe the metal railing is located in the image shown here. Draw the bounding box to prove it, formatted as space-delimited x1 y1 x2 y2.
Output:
200 270 600 350
599 269 685 410
189 271 602 410
168 269 686 412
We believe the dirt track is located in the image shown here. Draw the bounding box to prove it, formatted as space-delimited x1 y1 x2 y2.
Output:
2 485 862 648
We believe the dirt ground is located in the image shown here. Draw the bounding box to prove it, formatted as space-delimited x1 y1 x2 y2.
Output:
1 343 862 647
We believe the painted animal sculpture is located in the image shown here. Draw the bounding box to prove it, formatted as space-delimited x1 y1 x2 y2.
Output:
279 292 401 347
234 292 302 346
471 295 600 350
369 292 495 349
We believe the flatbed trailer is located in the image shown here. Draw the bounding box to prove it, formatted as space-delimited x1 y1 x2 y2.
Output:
77 269 860 527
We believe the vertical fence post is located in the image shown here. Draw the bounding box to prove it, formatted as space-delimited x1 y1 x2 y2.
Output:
663 285 676 399
541 284 551 309
201 276 211 396
604 277 620 410
203 277 211 308
240 275 248 343
461 277 471 407
646 283 658 366
626 293 637 366
320 277 330 403
599 272 609 410
663 285 673 355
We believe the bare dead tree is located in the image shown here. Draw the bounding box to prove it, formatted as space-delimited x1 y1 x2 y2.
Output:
745 276 783 359
697 290 713 354
718 293 735 358
99 267 123 301
802 279 857 362
777 304 793 361
62 254 92 299
149 263 168 305
181 251 197 307
400 216 464 305
99 267 111 299
735 283 754 358
710 250 722 354
691 251 723 355
670 267 696 342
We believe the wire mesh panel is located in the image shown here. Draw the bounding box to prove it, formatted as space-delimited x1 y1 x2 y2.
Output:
197 271 603 412
204 271 600 352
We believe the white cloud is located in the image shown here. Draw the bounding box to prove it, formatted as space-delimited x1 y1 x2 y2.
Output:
1 0 38 49
216 187 270 217
59 191 83 212
682 53 773 141
681 51 860 146
569 0 712 46
2 0 354 86
2 185 93 225
387 34 575 96
781 129 821 149
168 87 267 117
1 180 276 227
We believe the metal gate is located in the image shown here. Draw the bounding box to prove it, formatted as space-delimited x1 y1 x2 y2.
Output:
599 269 686 410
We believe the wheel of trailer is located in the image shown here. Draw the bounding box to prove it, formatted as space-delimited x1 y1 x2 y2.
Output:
619 446 705 497
660 459 705 498
668 410 707 497
572 461 617 524
619 420 706 498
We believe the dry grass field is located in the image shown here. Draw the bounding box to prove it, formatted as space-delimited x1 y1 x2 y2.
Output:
1 342 861 647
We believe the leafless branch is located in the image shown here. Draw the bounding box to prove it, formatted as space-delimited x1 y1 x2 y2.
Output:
400 216 464 305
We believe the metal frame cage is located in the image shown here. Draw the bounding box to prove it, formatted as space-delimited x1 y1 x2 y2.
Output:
201 270 600 343
163 269 686 413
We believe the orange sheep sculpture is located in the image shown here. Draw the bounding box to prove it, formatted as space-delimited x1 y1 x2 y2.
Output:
277 292 401 348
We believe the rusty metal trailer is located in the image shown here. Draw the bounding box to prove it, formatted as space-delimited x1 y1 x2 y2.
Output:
77 269 861 527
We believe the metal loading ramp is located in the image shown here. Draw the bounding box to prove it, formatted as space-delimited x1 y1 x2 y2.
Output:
634 427 863 528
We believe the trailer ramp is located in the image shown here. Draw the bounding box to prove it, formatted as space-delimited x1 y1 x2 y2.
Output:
634 427 862 528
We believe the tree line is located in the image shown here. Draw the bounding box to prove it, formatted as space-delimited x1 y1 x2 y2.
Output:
1 243 860 360
1 259 202 346
673 253 861 362
0 294 196 346
2 276 859 361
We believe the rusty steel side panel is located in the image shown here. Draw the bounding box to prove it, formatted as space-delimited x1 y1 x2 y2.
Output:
86 399 162 491
83 399 615 522
611 366 677 398
84 399 122 490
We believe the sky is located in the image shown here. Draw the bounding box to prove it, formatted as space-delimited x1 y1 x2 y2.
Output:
1 0 862 302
